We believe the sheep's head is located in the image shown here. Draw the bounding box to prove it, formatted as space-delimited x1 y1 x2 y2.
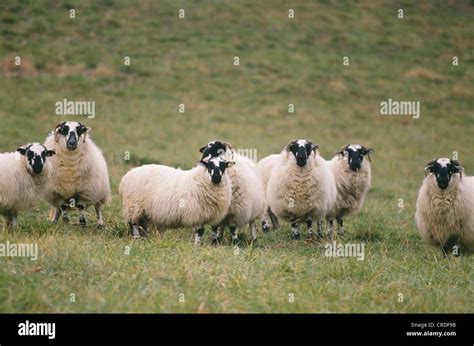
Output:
285 139 318 167
199 141 234 162
54 121 89 151
425 158 463 190
336 144 373 172
198 157 235 184
17 143 55 174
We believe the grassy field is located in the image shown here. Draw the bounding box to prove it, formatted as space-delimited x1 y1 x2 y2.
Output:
0 0 472 313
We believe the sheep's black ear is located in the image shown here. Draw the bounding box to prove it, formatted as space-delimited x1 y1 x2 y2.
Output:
451 160 464 177
335 144 349 157
286 139 297 151
16 147 27 156
225 161 235 168
362 147 374 156
199 146 206 153
308 141 319 152
46 150 56 157
197 160 207 167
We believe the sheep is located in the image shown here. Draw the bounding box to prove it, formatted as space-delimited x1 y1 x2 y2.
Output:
199 141 266 244
266 139 337 239
256 154 281 231
415 158 474 256
326 144 373 237
0 143 55 228
43 121 111 228
119 156 235 243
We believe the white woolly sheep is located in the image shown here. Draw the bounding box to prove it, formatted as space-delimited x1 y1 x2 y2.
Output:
266 139 337 239
119 157 235 242
0 143 55 228
326 144 373 237
43 121 111 227
415 158 474 256
256 153 281 231
199 141 266 244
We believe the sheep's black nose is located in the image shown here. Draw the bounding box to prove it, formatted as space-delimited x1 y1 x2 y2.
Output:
296 158 307 167
211 175 222 184
32 165 43 174
350 163 361 171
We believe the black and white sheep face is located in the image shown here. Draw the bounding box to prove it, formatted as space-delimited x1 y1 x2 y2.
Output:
425 158 463 190
199 141 233 162
17 143 55 174
286 139 318 167
199 157 235 184
338 144 373 172
54 121 88 151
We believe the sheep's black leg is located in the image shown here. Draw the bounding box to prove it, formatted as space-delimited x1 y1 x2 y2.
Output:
211 225 221 245
442 236 459 257
316 220 324 238
194 227 205 245
269 209 280 230
229 226 239 245
328 219 335 239
4 212 16 229
290 218 300 240
60 204 69 223
306 217 313 237
78 204 87 228
336 218 344 237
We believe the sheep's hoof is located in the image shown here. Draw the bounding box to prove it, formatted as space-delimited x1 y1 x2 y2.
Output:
232 238 240 246
291 233 300 240
211 236 222 246
97 223 105 229
316 231 324 239
62 215 70 224
262 223 270 233
79 220 87 228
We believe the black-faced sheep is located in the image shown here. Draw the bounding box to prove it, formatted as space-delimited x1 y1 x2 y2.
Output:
199 141 266 244
0 143 55 228
43 121 111 228
266 139 337 239
326 144 373 237
415 158 474 256
119 157 235 242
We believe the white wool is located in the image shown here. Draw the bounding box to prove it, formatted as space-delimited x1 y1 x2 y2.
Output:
0 150 50 226
43 130 111 213
266 149 336 223
119 163 233 230
218 154 266 237
415 173 474 250
326 154 372 220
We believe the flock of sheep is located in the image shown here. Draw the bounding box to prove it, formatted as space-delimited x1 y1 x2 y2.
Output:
0 121 473 256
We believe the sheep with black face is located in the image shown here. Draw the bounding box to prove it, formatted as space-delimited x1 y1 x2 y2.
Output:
415 158 474 255
199 140 266 245
119 157 234 242
326 144 373 237
0 143 55 228
266 139 337 239
43 121 111 228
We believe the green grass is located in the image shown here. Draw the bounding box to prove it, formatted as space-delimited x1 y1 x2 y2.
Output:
0 0 473 313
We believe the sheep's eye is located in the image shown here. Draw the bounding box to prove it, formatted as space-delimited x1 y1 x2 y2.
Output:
60 127 69 135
